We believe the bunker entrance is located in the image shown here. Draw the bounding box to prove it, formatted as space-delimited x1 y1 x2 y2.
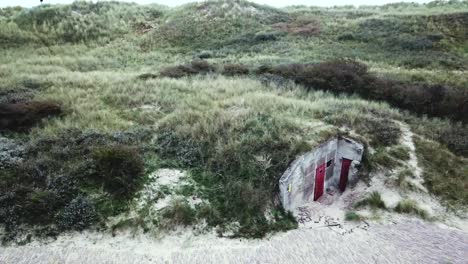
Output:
279 137 364 212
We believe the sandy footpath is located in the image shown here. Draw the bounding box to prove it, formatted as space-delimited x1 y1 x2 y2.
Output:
1 218 467 264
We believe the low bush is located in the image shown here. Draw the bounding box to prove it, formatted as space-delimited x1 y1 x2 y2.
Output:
436 124 468 157
0 100 62 132
337 33 356 41
222 63 250 76
394 199 428 219
55 195 97 231
155 129 204 167
294 59 371 94
159 60 215 78
195 50 213 59
93 145 145 198
137 73 158 80
253 31 281 42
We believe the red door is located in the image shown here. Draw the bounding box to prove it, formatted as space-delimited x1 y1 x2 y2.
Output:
314 163 326 201
339 159 352 192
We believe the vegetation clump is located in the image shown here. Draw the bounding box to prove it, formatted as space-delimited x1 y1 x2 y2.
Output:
345 211 364 221
354 191 386 210
160 60 215 78
56 195 97 231
161 199 196 230
394 199 428 219
0 100 62 132
93 145 145 198
0 130 150 242
222 63 250 76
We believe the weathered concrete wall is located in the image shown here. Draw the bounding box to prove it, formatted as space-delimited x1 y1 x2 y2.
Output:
279 137 363 212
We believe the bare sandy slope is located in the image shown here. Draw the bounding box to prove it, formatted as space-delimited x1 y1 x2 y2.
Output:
1 218 467 264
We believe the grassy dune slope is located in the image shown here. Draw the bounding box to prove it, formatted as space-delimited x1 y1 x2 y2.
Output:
0 0 467 242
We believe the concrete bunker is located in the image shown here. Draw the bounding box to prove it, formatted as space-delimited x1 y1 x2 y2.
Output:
279 136 364 212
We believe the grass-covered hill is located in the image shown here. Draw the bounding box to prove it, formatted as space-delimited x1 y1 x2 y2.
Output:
1 0 467 243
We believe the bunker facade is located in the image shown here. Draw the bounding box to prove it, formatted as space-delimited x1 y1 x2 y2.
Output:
279 137 364 212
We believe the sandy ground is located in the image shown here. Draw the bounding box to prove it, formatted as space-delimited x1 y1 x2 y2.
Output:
1 218 467 264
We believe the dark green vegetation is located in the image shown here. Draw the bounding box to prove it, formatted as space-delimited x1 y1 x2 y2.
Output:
345 211 364 221
155 112 308 237
354 191 387 210
1 0 468 241
394 199 429 219
0 129 152 243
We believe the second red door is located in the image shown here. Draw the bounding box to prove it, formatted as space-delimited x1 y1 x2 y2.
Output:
339 158 352 192
314 163 326 201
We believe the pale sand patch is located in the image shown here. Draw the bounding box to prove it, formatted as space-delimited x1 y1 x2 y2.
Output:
1 218 467 264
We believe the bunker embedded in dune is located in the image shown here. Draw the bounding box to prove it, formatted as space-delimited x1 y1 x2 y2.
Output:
279 136 364 212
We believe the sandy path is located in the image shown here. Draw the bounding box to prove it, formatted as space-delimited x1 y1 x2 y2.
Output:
1 219 467 264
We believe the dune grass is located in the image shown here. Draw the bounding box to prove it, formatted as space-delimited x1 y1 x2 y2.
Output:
1 0 467 241
354 191 387 210
394 199 429 219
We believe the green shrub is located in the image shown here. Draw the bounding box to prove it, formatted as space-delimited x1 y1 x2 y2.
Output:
155 129 205 167
137 73 158 80
253 31 281 42
354 191 386 209
436 124 468 157
55 195 97 231
345 211 363 221
222 63 250 76
159 60 215 78
394 199 428 219
93 145 145 198
279 59 371 94
337 33 356 41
